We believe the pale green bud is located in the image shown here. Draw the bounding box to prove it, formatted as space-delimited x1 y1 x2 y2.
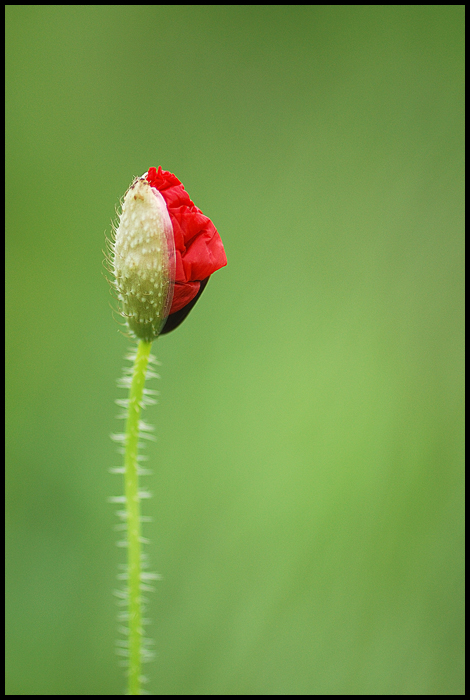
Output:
112 177 175 341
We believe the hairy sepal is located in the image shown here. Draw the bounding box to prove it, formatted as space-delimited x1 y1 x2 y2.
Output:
113 178 175 341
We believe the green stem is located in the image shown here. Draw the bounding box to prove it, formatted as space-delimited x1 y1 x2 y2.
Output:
125 338 153 695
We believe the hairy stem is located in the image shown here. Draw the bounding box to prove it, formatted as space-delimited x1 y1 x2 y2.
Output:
125 338 152 695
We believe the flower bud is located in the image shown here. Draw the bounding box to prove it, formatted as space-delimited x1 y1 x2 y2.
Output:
112 177 175 341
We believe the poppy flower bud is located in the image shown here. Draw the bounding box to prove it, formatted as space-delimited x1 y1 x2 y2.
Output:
113 177 175 341
111 168 227 339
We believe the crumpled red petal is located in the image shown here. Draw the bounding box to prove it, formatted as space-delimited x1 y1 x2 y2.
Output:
146 167 227 314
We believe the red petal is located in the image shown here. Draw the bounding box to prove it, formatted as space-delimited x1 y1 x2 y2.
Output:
170 281 202 314
146 167 227 314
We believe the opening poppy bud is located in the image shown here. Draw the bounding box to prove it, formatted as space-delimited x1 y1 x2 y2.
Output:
110 167 226 337
113 177 175 341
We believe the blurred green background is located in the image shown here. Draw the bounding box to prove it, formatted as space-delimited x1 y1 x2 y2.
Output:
5 6 464 696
